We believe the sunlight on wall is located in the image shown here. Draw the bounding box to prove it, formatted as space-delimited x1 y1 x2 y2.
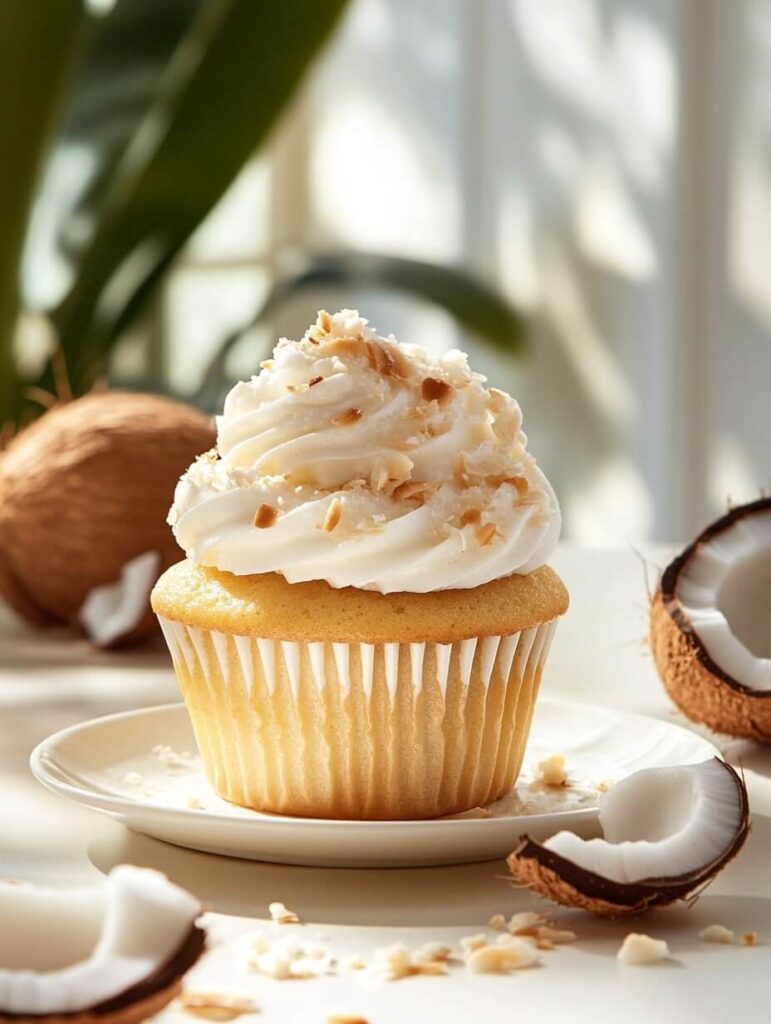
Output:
574 155 657 281
709 435 764 512
540 244 636 427
311 95 457 258
565 455 654 544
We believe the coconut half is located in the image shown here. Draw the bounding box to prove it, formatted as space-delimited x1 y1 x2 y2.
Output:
0 865 205 1021
651 497 771 739
507 758 749 916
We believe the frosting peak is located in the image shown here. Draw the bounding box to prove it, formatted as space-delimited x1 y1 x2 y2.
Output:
170 310 560 592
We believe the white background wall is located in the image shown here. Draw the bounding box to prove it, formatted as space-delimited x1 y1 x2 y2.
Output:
118 0 771 545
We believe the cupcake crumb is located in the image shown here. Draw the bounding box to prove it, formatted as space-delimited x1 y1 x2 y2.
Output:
268 901 300 924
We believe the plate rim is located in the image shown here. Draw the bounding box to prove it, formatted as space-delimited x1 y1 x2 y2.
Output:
29 699 719 832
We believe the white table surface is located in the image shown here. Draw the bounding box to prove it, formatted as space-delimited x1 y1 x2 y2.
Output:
2 544 770 1023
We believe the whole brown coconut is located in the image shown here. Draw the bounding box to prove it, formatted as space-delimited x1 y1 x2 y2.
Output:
0 392 214 645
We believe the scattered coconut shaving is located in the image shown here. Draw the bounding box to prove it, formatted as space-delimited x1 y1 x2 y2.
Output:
369 943 448 981
741 932 758 946
534 754 569 787
152 744 195 771
415 942 453 963
459 934 488 954
326 1015 369 1024
341 955 367 972
507 911 545 936
246 932 333 980
466 937 540 974
617 933 670 965
268 901 300 925
699 924 734 944
178 991 257 1021
488 913 506 930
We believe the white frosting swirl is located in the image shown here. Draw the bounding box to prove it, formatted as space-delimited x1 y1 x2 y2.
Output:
170 310 560 593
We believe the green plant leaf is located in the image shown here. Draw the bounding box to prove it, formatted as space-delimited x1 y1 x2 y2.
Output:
195 248 528 409
22 0 201 313
46 0 349 397
0 0 83 426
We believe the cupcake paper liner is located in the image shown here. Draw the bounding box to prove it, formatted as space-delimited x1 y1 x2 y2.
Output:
158 618 558 820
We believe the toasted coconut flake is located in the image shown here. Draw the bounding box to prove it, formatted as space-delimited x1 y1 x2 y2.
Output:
454 454 469 487
415 942 453 963
318 310 332 333
391 479 439 503
332 407 363 427
741 932 758 946
268 901 300 924
254 504 277 529
342 955 367 972
324 336 370 360
370 943 447 981
322 498 343 533
421 376 454 405
179 992 257 1021
507 912 545 936
460 934 489 954
475 522 497 546
537 926 576 944
326 1015 369 1024
367 340 412 379
460 508 482 527
488 913 506 930
309 375 323 387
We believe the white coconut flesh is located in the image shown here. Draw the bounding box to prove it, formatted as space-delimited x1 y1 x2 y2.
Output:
676 509 771 690
543 759 743 885
79 550 160 647
0 865 200 1015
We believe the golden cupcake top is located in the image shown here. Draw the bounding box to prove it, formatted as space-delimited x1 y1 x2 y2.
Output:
170 309 561 593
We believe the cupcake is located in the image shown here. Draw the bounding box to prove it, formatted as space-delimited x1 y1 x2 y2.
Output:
152 310 567 820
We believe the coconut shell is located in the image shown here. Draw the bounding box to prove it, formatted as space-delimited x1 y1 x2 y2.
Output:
508 759 750 916
650 496 771 741
651 588 771 741
0 923 205 1024
0 392 214 645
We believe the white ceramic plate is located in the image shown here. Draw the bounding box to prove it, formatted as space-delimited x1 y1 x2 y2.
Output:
30 699 718 868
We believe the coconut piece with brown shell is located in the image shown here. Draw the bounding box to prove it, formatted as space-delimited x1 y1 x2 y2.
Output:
508 758 749 916
0 865 205 1021
0 392 214 647
650 497 771 740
